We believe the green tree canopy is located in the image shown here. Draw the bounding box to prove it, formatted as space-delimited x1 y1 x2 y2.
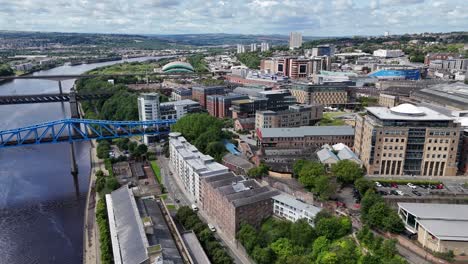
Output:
331 160 364 184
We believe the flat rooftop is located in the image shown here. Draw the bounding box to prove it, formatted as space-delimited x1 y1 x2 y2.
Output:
273 194 321 215
181 232 211 264
161 99 199 107
366 104 454 121
259 126 354 138
398 203 468 221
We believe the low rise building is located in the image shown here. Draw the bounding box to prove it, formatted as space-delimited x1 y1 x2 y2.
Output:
171 88 192 101
373 49 404 58
200 173 279 240
255 104 323 129
222 153 255 175
106 186 184 264
159 99 202 120
379 93 400 107
288 83 349 106
398 203 468 255
354 104 461 176
257 126 354 149
411 82 468 111
272 194 321 226
169 132 229 202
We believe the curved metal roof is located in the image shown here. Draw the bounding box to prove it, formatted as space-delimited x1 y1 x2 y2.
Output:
162 61 194 72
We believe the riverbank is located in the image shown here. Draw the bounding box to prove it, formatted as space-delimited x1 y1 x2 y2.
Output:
83 141 103 264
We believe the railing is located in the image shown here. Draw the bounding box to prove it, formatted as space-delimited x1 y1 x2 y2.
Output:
0 118 176 148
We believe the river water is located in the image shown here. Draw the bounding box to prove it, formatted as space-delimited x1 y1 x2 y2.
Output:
0 56 164 264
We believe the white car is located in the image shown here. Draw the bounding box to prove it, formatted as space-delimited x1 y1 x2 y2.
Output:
375 182 382 188
396 190 404 196
407 183 417 189
191 204 199 212
208 224 216 232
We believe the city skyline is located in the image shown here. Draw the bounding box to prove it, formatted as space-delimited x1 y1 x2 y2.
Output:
0 0 467 36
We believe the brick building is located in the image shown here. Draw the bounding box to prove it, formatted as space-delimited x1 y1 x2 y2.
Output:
206 94 249 118
257 126 354 149
255 104 323 129
192 86 225 108
260 57 331 79
379 93 400 108
200 173 278 240
171 88 192 101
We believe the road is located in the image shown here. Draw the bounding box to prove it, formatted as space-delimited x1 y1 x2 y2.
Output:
157 154 253 264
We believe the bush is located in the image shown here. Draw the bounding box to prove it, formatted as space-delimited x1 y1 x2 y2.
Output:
96 199 113 264
361 190 404 233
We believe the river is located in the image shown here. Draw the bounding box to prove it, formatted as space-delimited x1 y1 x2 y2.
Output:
0 56 165 264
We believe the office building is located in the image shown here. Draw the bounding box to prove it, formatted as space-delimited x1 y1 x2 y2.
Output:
272 194 321 226
429 58 468 71
398 203 468 255
192 86 225 108
379 93 400 108
201 173 278 240
159 100 202 120
261 57 331 79
255 104 323 129
257 126 355 149
260 42 270 52
225 70 288 87
171 88 192 101
106 186 184 264
231 89 296 118
424 53 458 65
169 133 229 202
288 83 349 106
14 63 33 71
311 45 335 57
289 32 302 49
206 94 249 118
236 44 245 54
373 49 405 58
250 43 257 52
354 104 461 176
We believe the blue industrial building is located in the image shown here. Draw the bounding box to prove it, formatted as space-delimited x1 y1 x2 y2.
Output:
368 69 421 80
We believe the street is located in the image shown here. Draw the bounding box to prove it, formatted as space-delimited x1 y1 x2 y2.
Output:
157 154 253 264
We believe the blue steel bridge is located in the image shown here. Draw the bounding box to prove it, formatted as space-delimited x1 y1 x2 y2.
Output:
0 118 176 148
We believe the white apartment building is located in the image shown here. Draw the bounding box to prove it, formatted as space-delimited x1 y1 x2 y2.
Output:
289 32 302 49
250 43 257 52
159 99 201 120
169 132 229 202
373 49 405 58
272 194 321 226
237 44 245 54
138 93 161 144
261 42 270 52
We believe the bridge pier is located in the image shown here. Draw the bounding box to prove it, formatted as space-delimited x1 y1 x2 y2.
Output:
70 142 80 197
58 80 63 95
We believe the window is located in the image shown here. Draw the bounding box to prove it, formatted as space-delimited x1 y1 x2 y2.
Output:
299 65 307 73
429 139 432 143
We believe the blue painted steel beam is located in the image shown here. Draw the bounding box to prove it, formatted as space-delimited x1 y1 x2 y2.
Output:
0 118 176 148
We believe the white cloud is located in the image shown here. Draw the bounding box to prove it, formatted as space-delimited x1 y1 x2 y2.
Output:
0 0 466 35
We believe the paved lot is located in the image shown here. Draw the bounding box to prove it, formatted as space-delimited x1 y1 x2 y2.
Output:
373 181 468 198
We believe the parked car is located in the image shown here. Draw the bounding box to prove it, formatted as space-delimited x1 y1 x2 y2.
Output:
436 183 444 189
378 190 388 196
191 204 199 211
396 190 404 196
391 183 399 188
390 190 398 195
375 182 383 188
208 224 216 232
175 199 180 203
412 190 422 196
407 183 417 189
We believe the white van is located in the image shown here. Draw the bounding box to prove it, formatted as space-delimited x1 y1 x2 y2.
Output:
191 204 199 211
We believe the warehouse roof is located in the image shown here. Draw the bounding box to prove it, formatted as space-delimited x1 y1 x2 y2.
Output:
259 126 354 138
398 203 468 220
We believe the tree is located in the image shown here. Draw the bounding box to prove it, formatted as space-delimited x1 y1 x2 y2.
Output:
134 143 148 157
314 175 337 200
237 223 259 253
247 163 269 178
382 211 405 233
251 246 274 264
293 160 307 177
0 64 14 76
97 140 111 159
298 161 325 188
205 141 226 162
376 239 397 260
270 238 295 258
314 210 333 226
354 178 374 196
316 216 352 240
289 219 316 247
331 160 364 184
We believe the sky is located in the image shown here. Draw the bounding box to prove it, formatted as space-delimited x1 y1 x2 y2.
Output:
0 0 467 36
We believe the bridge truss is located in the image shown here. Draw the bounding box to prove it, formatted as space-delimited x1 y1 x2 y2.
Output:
0 118 176 148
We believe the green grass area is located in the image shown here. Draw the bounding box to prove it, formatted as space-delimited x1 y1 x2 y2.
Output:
159 193 168 200
87 60 169 75
150 161 162 184
323 112 347 119
166 204 176 210
147 244 162 254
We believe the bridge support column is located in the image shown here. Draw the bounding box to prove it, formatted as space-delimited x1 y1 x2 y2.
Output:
70 142 80 197
69 88 80 119
58 80 63 95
